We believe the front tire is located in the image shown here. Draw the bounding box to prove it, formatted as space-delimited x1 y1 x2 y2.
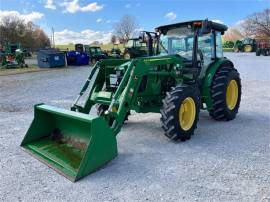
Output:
161 85 200 141
209 66 241 121
244 45 252 52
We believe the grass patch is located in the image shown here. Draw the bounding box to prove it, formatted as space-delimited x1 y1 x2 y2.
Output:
223 48 234 52
0 65 43 76
55 44 75 51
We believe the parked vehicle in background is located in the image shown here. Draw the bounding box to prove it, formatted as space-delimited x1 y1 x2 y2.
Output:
234 38 257 52
256 39 270 56
123 31 158 59
123 38 148 59
84 45 107 64
109 44 122 59
0 42 28 68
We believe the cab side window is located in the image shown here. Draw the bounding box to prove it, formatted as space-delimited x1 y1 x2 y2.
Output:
198 33 213 66
216 32 223 58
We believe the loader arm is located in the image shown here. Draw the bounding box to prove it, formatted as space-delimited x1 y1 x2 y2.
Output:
73 56 185 136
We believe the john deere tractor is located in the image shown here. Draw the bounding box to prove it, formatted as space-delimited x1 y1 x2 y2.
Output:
123 31 158 59
21 19 241 182
1 43 28 68
84 46 107 64
234 38 257 52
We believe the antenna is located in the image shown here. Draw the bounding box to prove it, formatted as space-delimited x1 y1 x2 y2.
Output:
51 27 55 48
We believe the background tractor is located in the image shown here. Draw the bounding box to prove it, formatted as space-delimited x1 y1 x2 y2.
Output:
21 19 242 182
84 45 107 64
0 42 28 68
256 39 270 56
123 38 146 59
234 38 257 52
123 31 158 59
109 44 122 59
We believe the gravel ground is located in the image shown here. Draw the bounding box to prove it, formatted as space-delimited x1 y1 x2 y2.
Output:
25 58 38 66
0 53 269 202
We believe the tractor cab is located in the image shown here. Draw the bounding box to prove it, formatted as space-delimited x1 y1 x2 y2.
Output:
123 38 147 59
85 46 107 64
156 20 227 76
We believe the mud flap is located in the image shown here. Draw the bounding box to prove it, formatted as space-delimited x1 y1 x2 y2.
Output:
21 104 117 182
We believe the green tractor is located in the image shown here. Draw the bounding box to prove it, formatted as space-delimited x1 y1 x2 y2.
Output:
109 44 122 59
21 19 241 182
123 31 157 59
1 42 28 68
123 38 147 59
84 45 107 65
234 38 257 52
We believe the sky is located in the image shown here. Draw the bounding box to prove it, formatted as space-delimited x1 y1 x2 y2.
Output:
0 0 269 44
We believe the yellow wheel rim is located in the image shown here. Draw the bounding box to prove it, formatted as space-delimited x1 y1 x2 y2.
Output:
179 97 196 131
244 45 252 52
226 80 239 110
124 53 131 59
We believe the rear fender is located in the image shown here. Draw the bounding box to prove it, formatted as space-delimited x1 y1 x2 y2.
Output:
201 58 234 110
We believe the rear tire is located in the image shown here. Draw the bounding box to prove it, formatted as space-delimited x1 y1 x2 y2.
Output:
209 66 241 121
160 85 200 141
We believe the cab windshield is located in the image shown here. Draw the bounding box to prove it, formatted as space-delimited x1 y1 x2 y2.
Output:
125 39 135 48
159 27 194 60
90 47 102 54
125 39 145 48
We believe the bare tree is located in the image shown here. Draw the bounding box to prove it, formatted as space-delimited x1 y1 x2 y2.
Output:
223 28 243 41
0 16 25 45
91 41 101 46
242 9 270 39
114 15 138 43
111 35 117 44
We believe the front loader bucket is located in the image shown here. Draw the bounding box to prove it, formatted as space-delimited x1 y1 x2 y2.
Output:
21 104 117 182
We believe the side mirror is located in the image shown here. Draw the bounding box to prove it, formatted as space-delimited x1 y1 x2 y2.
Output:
201 19 211 34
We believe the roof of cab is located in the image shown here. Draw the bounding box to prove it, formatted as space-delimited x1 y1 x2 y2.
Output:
155 20 228 33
